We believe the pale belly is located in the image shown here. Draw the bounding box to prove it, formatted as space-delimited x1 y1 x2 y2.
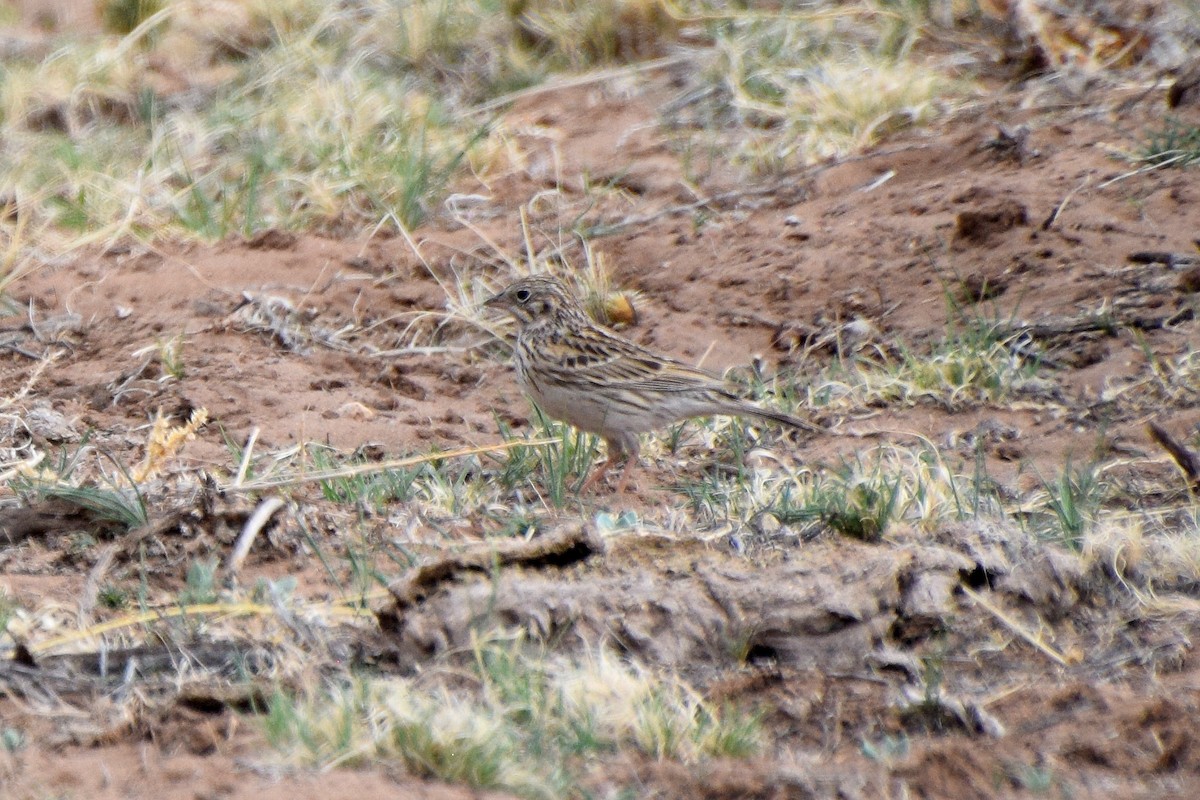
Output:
519 368 693 438
522 371 621 435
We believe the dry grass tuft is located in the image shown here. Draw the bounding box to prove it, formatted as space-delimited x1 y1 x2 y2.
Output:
1081 512 1200 602
508 0 680 64
0 1 994 252
131 407 208 483
265 634 761 796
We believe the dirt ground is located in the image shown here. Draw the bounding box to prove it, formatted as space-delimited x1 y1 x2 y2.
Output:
4 4 1200 799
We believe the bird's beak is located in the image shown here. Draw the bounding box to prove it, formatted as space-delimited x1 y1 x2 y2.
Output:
483 292 506 310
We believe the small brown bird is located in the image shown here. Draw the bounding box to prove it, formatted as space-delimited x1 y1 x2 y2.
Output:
485 275 818 493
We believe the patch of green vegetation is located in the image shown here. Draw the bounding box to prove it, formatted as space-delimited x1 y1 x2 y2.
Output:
264 637 762 798
0 1 984 251
307 445 428 511
496 413 601 508
860 732 909 764
1137 117 1200 168
342 539 389 600
98 583 130 610
1010 762 1057 794
0 0 691 251
0 3 489 245
1 726 24 753
180 558 219 605
814 322 1037 412
99 0 165 36
681 441 967 542
801 464 903 541
1034 461 1105 550
506 0 679 66
485 507 547 538
670 0 978 172
28 479 148 530
13 436 149 530
0 590 16 638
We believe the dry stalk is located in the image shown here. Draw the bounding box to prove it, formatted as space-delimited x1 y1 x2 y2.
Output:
221 438 558 493
225 496 287 578
961 585 1071 667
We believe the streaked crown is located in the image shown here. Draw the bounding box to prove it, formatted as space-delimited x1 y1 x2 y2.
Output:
484 275 589 329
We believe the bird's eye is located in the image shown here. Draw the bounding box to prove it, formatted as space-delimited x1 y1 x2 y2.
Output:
514 288 532 302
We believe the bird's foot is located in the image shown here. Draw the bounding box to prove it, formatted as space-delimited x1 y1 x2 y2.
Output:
580 457 615 493
581 453 639 495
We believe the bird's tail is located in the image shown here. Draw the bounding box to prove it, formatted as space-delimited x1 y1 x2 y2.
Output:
730 402 822 434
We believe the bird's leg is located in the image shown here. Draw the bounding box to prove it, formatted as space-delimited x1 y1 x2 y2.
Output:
581 435 638 494
611 451 640 495
580 455 616 492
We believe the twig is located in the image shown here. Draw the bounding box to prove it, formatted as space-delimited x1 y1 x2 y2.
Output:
961 585 1070 667
1041 176 1089 230
1147 421 1200 494
225 496 286 577
998 307 1179 340
19 598 380 657
1097 154 1190 189
0 341 48 360
370 343 489 358
0 349 59 409
858 169 895 193
79 542 119 627
585 182 799 237
108 355 154 405
468 54 696 115
221 438 559 493
234 426 259 488
1128 251 1200 269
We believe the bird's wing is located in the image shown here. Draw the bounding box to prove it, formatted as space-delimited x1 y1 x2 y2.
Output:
537 328 733 396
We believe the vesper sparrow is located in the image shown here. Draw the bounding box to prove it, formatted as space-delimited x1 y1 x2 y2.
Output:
485 275 818 492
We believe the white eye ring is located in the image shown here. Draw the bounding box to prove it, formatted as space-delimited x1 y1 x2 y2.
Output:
514 288 532 302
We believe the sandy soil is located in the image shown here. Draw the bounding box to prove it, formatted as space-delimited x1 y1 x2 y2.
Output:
3 9 1200 800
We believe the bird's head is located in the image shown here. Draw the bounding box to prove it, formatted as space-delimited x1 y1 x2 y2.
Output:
484 275 586 329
